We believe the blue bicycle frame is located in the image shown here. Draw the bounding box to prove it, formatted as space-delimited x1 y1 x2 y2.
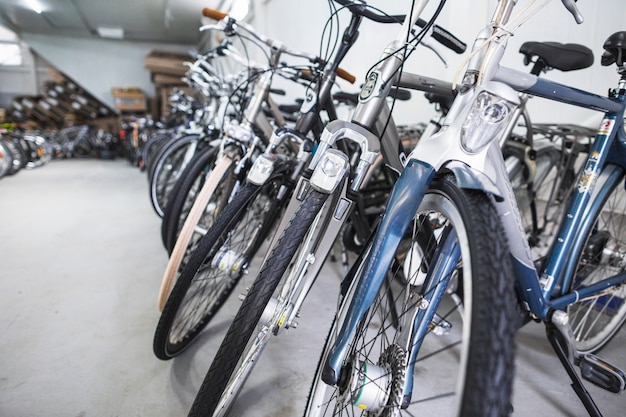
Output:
321 0 626 402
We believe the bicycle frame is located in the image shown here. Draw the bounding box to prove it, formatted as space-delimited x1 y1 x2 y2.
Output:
322 0 626 401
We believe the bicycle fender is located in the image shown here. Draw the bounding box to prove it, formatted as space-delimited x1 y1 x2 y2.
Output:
443 160 503 201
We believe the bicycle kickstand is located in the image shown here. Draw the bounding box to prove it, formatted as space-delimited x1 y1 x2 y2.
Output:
546 311 603 417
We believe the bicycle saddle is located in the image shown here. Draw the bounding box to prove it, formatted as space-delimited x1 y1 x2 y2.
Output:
601 31 626 66
519 41 594 75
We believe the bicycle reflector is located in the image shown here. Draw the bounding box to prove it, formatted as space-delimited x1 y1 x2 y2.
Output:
460 88 518 153
248 154 274 185
310 149 349 193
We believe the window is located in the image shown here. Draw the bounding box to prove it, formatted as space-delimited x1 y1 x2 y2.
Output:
0 25 22 66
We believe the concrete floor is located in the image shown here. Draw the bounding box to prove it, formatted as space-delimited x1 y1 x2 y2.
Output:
1 158 625 417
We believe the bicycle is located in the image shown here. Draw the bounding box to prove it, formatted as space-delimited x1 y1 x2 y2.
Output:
154 7 349 312
146 42 249 218
180 1 467 416
305 1 626 416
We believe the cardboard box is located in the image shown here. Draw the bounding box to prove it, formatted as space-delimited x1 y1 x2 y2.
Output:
111 87 147 112
144 50 193 77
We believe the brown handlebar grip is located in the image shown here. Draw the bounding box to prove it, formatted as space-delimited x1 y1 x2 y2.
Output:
336 67 356 84
202 7 228 21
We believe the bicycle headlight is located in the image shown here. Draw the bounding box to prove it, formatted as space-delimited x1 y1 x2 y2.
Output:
247 154 274 185
310 149 349 193
460 91 516 153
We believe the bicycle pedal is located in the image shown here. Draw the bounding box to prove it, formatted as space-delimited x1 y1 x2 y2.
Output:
579 353 626 393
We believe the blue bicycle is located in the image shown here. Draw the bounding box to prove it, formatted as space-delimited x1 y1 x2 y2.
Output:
305 1 626 416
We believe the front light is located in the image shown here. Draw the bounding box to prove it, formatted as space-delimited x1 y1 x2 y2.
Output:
461 91 516 153
310 149 349 193
247 155 274 185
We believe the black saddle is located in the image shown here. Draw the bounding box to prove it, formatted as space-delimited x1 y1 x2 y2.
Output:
519 41 594 75
601 31 626 66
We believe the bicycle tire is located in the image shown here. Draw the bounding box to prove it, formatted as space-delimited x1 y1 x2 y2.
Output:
157 155 236 311
187 189 329 417
566 166 626 354
1 137 26 175
149 134 201 217
161 145 220 253
154 177 286 359
504 137 563 258
0 139 13 179
146 133 176 182
141 131 172 173
304 175 516 417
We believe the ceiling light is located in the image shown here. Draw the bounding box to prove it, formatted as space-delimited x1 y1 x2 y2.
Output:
25 0 43 14
97 27 124 39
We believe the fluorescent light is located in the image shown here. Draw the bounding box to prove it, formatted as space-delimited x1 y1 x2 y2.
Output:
24 0 43 14
97 27 125 39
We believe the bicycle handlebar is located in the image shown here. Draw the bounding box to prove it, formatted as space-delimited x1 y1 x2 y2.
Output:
202 7 228 21
201 6 356 84
560 0 584 24
333 0 466 54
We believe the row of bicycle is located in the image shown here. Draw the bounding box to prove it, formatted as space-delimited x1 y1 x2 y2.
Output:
136 1 626 416
0 124 125 180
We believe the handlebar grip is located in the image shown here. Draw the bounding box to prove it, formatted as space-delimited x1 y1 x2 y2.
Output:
336 67 356 84
202 7 228 21
431 25 466 54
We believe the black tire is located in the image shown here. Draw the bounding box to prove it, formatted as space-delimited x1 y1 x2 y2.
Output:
566 166 626 353
1 137 27 175
149 134 201 217
161 145 220 253
187 189 329 417
142 131 173 174
304 175 517 417
0 139 13 179
154 177 286 359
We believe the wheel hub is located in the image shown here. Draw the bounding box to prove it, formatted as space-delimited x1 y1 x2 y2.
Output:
338 345 407 417
212 247 244 275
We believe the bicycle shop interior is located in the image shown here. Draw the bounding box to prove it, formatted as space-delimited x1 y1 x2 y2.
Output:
1 0 626 416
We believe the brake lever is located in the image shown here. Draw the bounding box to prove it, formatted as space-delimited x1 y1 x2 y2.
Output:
560 0 584 24
416 27 449 68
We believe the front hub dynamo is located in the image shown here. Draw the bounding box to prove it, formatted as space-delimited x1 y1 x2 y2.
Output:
339 344 406 416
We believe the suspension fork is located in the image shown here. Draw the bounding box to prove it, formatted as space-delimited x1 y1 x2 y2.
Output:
322 158 436 385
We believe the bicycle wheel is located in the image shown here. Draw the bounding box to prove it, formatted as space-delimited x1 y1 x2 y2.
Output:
305 174 516 417
161 145 220 253
154 177 286 359
505 137 563 259
187 189 330 417
149 134 201 217
567 166 626 354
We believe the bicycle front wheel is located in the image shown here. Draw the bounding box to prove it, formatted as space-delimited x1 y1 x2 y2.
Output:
153 177 286 359
567 166 626 353
187 189 330 417
305 175 517 417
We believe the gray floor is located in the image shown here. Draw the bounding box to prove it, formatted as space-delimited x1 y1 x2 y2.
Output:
1 158 625 417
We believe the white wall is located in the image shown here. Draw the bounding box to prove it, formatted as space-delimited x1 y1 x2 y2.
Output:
19 34 195 109
250 0 625 128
